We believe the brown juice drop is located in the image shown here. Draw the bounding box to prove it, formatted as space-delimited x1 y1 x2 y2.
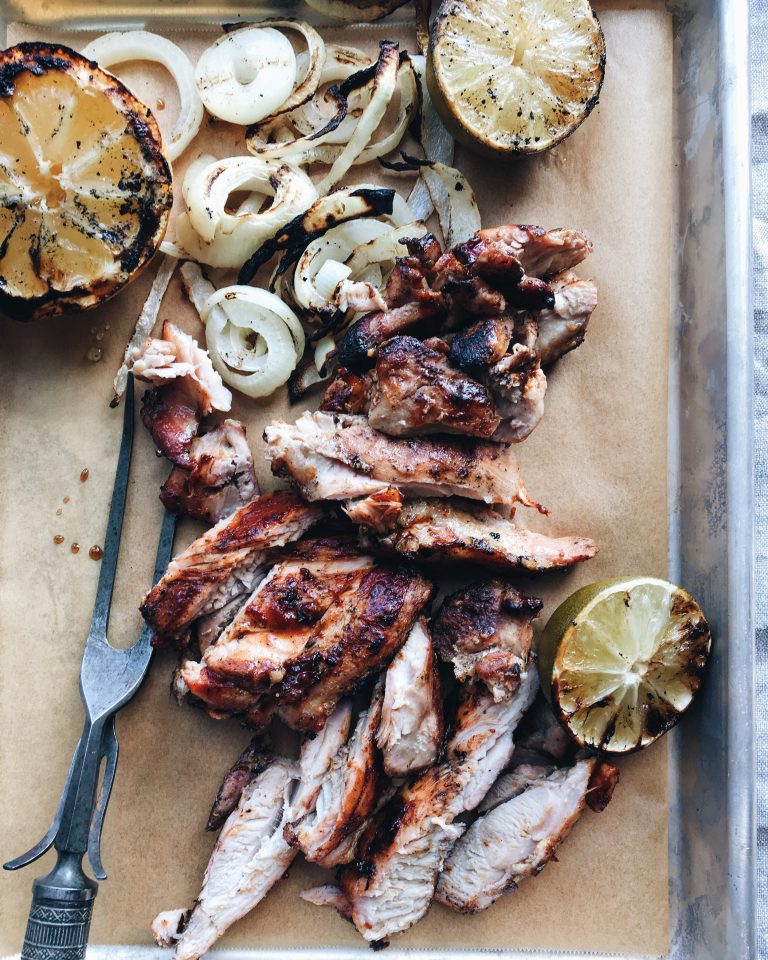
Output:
53 534 64 545
70 542 80 554
89 545 103 561
156 97 165 110
80 468 89 482
56 508 62 517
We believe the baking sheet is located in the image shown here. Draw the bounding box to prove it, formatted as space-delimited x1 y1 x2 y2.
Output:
0 5 672 956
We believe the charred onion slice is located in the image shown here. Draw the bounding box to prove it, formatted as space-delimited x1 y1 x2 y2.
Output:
290 45 372 145
202 286 303 398
407 54 454 220
293 219 392 315
82 31 203 161
421 160 481 246
303 0 410 21
194 27 297 125
345 220 429 277
237 186 396 284
316 41 400 195
175 157 317 268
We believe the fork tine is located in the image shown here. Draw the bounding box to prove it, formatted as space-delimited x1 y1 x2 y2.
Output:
88 374 135 642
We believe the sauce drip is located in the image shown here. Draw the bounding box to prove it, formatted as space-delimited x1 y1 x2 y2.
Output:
89 545 103 561
156 97 166 110
63 496 70 504
53 534 64 545
80 468 89 482
70 542 80 554
56 508 62 517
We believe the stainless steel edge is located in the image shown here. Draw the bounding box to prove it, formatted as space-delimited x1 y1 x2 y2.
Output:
0 1 755 957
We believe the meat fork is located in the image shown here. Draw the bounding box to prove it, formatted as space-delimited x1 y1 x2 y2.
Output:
4 375 176 960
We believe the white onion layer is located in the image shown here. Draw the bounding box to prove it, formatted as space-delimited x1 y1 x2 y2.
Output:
82 32 204 161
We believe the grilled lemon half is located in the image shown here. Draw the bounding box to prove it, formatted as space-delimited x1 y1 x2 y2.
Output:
0 43 173 321
538 577 711 754
427 0 605 156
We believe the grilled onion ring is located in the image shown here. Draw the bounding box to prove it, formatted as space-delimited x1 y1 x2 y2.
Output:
82 31 203 161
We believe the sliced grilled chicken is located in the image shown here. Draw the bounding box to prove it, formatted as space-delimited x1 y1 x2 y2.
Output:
343 487 404 533
370 337 501 438
336 255 445 369
264 411 538 509
286 681 384 867
370 499 596 572
514 695 575 766
432 580 542 701
132 321 231 464
160 420 258 524
435 758 601 914
131 320 231 414
449 316 515 370
476 226 592 279
140 491 324 645
532 270 598 366
206 739 271 832
327 671 538 945
486 346 547 443
377 618 443 777
180 539 434 732
169 755 294 960
477 762 556 813
157 705 350 960
321 366 373 415
300 884 353 919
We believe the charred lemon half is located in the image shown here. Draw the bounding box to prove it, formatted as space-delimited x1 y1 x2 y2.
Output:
427 0 605 156
538 577 711 754
0 43 172 321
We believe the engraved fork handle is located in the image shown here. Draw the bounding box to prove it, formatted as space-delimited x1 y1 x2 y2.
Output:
21 853 96 960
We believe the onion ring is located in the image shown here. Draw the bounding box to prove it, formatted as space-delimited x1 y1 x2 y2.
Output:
237 185 396 284
176 157 317 268
202 286 302 398
317 41 400 195
195 26 297 125
290 45 372 145
82 31 204 161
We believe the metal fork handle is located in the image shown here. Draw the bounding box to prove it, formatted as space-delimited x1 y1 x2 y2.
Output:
21 852 96 960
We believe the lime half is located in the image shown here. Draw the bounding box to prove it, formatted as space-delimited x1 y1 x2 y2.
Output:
427 0 605 157
539 577 711 754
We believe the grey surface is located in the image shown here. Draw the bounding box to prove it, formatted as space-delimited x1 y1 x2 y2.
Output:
752 1 768 955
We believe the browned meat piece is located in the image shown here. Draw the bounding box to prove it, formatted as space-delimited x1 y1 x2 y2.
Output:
132 321 232 465
342 488 404 533
179 538 434 732
432 580 542 701
485 345 547 443
435 757 604 914
286 681 384 867
367 336 501 438
327 671 538 945
160 420 258 524
336 300 443 369
275 564 434 732
206 740 271 831
476 225 592 278
264 411 539 509
402 233 443 275
320 367 372 415
377 618 443 777
140 491 324 645
449 317 515 370
140 380 201 466
369 499 597 572
532 270 598 365
505 275 556 310
586 760 620 812
336 254 446 368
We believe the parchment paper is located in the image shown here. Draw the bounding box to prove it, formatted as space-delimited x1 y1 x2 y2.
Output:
0 5 672 955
